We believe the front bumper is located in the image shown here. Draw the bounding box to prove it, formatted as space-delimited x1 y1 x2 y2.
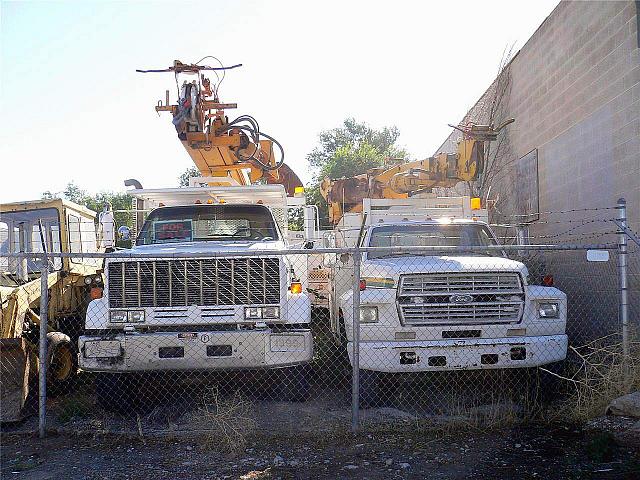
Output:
79 329 313 372
348 334 568 373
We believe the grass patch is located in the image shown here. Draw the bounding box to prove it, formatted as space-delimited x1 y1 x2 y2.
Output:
55 395 92 423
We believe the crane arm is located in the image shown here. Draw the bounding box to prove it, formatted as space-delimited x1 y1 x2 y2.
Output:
141 60 302 194
320 121 513 224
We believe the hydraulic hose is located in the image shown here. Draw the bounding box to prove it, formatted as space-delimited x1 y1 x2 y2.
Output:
215 117 285 171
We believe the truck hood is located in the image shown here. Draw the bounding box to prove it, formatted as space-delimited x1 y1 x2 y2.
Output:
362 255 528 278
123 240 286 256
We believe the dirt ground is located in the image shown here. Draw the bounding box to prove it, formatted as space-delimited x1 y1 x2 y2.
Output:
3 418 640 480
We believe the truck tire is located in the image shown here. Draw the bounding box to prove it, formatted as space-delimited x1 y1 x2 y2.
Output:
275 365 311 402
46 332 77 395
520 365 563 409
359 369 382 408
94 373 140 414
337 310 348 346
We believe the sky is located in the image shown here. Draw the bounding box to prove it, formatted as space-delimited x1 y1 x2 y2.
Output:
0 0 559 202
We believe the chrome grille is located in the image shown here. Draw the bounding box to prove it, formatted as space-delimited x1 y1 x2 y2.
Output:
108 258 281 308
398 272 524 325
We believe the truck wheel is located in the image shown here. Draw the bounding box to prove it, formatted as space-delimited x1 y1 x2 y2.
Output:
521 365 563 408
94 373 140 414
46 332 77 395
337 310 348 346
276 365 311 402
359 369 383 408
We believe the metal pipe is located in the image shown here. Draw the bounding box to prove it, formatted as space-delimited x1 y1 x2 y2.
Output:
616 198 630 388
351 249 361 433
38 252 49 438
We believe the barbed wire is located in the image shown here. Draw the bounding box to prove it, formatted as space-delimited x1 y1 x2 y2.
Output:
497 231 620 243
497 206 619 217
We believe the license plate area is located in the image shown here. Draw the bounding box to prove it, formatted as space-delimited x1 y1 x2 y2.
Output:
269 334 305 352
84 340 122 358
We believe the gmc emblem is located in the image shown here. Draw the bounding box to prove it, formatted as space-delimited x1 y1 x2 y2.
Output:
450 294 474 304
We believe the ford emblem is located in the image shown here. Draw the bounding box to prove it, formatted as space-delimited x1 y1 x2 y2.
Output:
450 294 474 304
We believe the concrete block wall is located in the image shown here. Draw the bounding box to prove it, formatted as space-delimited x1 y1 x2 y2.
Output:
437 0 638 232
434 1 639 337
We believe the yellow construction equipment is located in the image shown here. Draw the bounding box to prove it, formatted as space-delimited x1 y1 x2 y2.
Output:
1 199 106 421
320 120 514 224
138 58 302 195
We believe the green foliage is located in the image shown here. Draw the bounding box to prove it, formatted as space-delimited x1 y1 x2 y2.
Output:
307 118 406 180
305 118 407 225
55 395 91 423
288 207 304 231
179 166 200 187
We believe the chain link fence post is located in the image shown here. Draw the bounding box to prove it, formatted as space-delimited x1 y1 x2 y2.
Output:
38 252 49 438
351 248 362 433
616 198 630 389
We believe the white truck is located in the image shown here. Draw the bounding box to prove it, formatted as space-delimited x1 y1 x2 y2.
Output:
327 196 568 406
78 184 313 408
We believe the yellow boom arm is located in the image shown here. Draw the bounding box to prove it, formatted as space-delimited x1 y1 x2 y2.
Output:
141 60 302 195
320 121 513 224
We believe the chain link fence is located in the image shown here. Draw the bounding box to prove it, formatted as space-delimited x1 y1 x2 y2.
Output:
1 215 638 441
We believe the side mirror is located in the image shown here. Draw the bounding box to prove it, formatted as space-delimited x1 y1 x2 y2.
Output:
98 208 115 249
118 225 131 241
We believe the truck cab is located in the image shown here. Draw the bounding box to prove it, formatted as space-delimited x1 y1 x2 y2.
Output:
327 196 568 405
1 199 109 420
78 185 313 407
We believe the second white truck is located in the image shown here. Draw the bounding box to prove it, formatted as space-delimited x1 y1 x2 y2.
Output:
327 196 568 406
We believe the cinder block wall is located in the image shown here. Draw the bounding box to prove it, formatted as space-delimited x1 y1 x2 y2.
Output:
435 1 639 338
438 1 638 223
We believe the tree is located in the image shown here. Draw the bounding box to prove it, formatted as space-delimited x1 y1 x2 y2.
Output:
179 166 200 187
468 45 516 201
306 118 408 225
307 118 406 180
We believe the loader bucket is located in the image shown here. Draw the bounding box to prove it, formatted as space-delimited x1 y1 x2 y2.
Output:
0 337 30 422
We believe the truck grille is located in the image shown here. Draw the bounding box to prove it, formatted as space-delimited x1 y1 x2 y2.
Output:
108 258 281 308
398 272 524 325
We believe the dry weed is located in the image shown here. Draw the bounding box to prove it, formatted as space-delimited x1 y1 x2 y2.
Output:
541 332 640 422
195 386 257 453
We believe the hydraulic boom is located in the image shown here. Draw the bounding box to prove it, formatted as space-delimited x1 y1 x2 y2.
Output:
138 59 302 195
320 120 513 224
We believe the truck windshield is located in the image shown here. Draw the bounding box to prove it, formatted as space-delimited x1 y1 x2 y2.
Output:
0 208 63 275
136 204 279 245
367 223 498 259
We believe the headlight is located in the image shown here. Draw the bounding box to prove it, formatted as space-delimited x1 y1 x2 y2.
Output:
245 307 263 319
128 310 145 323
84 276 92 285
262 306 280 319
359 306 379 323
244 306 280 320
538 302 559 319
109 310 128 323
